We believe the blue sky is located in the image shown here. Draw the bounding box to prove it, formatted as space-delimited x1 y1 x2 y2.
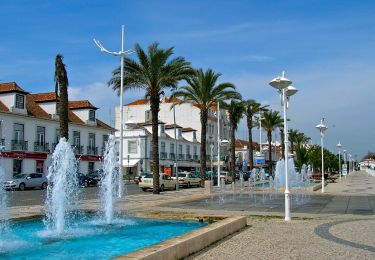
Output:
1 0 375 159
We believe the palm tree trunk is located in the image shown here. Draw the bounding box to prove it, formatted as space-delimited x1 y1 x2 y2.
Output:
230 120 236 183
247 117 254 170
267 130 272 175
59 85 69 139
290 141 294 155
199 109 208 187
150 95 160 194
280 129 285 159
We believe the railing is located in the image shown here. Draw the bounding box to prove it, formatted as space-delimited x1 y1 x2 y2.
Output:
11 140 28 151
87 146 98 155
160 152 167 159
169 153 175 160
178 154 185 160
0 138 5 148
34 142 49 153
186 154 192 160
72 145 84 154
193 155 199 161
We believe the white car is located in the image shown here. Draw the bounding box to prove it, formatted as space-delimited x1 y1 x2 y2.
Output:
4 173 48 190
172 172 200 188
139 173 176 192
220 171 232 184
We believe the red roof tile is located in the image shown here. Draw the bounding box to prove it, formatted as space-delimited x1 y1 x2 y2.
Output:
181 127 196 132
0 82 28 94
165 124 183 129
0 100 9 112
68 100 97 110
125 99 149 106
31 92 59 102
26 94 51 119
96 119 115 131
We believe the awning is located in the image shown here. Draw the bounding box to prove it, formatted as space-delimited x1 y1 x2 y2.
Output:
122 159 140 167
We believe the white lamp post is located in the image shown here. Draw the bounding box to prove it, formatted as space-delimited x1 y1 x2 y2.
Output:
94 25 134 198
269 71 297 222
343 149 347 177
336 142 342 180
316 119 327 193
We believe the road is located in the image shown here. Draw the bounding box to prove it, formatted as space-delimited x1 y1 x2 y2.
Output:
6 183 142 207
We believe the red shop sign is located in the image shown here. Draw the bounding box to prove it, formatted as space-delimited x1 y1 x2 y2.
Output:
0 151 47 159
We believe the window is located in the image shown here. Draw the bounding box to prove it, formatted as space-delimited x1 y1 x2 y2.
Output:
128 140 137 154
55 129 60 143
103 134 109 148
179 144 183 154
88 133 95 147
161 142 166 153
160 124 165 134
13 159 22 176
186 145 190 155
170 143 174 153
89 110 96 121
73 131 80 146
193 131 197 140
145 110 151 121
14 123 24 141
15 94 24 109
36 126 45 145
194 146 197 155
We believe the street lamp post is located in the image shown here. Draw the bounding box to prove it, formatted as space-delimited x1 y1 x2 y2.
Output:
94 25 134 198
343 149 347 177
336 142 342 180
172 88 179 191
269 71 297 222
316 119 328 193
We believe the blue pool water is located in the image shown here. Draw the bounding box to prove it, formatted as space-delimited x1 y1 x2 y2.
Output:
0 216 206 259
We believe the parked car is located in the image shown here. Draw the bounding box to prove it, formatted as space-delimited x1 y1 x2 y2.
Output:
171 172 200 188
139 173 176 192
78 173 100 187
219 171 232 184
4 173 48 191
135 172 149 184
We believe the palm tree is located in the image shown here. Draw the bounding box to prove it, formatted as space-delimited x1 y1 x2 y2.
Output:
243 100 268 170
261 110 283 175
54 54 69 140
288 129 299 155
294 144 310 170
173 69 239 186
226 100 245 182
108 42 193 194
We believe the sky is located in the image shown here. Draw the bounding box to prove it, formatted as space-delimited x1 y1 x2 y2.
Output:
1 0 374 159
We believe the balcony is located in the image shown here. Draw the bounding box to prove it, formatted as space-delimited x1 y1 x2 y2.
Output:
11 140 28 151
34 142 49 153
193 155 199 161
169 153 175 160
72 145 84 154
0 138 5 148
160 152 168 159
87 146 98 155
178 154 185 160
186 154 192 161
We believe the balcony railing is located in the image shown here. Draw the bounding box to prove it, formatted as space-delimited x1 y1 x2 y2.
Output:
87 146 98 155
0 138 5 148
72 145 84 154
178 154 185 160
193 155 199 161
160 152 167 159
34 142 49 153
186 154 192 160
11 140 28 151
169 153 175 160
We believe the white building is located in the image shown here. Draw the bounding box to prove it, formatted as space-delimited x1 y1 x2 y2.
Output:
117 121 200 176
115 97 231 168
0 82 114 180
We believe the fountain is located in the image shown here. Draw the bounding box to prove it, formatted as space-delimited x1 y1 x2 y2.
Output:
0 164 8 250
44 138 79 236
100 134 119 224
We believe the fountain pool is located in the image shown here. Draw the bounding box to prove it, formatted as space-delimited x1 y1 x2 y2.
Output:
0 215 206 259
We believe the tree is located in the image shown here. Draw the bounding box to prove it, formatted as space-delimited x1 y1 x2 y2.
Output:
288 129 299 155
225 100 245 182
294 144 310 170
173 69 239 186
308 145 338 172
108 42 193 194
243 100 268 170
261 110 283 175
54 54 69 140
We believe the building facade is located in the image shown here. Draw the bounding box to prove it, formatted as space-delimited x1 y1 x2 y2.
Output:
116 121 200 176
115 97 230 168
0 82 114 180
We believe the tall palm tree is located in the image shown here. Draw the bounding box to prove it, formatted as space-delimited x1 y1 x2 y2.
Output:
288 129 299 155
54 54 69 140
108 42 193 194
261 110 283 175
226 100 245 182
173 69 239 186
243 100 268 170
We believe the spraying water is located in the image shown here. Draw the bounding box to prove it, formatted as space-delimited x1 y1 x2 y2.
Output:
44 138 79 236
0 164 8 239
100 135 119 224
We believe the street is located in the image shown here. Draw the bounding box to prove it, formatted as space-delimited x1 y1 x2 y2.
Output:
6 183 142 207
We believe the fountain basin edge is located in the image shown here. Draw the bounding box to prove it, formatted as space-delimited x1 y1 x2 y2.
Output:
117 215 247 260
